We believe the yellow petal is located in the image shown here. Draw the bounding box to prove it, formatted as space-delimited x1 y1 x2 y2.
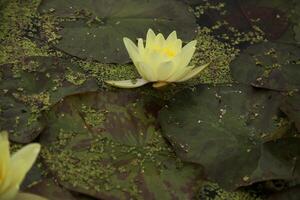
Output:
136 61 156 81
0 132 10 195
154 33 165 47
146 51 166 78
123 37 149 80
0 185 18 200
137 38 144 53
165 31 182 54
174 39 182 50
15 192 48 200
8 143 40 188
152 82 170 88
176 63 210 82
106 78 149 88
0 143 40 199
166 31 177 43
175 40 197 67
123 37 140 64
167 40 197 82
146 29 156 48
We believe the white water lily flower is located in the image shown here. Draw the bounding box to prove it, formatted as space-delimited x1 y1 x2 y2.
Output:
106 29 210 88
0 131 45 200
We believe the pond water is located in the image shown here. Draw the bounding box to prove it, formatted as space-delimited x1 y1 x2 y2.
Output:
0 0 299 200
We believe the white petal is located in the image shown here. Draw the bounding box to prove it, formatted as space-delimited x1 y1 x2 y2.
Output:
123 37 140 64
15 192 48 200
155 61 175 81
146 29 156 48
176 63 210 82
106 79 149 88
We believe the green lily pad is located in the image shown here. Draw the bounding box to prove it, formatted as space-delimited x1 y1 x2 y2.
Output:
280 93 300 132
38 0 197 63
0 56 99 143
230 42 300 91
40 91 202 199
158 84 300 190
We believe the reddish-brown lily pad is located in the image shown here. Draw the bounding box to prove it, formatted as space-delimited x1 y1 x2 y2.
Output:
230 42 300 91
40 90 202 199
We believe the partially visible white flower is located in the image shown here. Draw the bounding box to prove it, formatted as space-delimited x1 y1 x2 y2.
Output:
106 29 210 88
0 131 46 200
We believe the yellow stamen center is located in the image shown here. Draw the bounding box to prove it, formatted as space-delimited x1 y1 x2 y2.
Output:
152 46 176 57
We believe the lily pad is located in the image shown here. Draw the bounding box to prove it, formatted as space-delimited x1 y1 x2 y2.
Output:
158 84 300 190
38 0 197 63
294 24 300 43
239 5 289 40
0 94 45 143
267 185 300 200
230 42 300 91
0 56 99 143
25 179 77 200
40 91 202 199
193 0 288 44
280 93 300 132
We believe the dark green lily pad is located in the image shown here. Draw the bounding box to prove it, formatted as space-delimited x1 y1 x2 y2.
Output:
293 4 300 43
38 0 197 63
0 94 45 143
230 42 300 91
40 91 202 199
158 84 300 190
267 185 300 200
294 24 300 43
25 179 77 200
0 56 99 143
280 93 300 132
